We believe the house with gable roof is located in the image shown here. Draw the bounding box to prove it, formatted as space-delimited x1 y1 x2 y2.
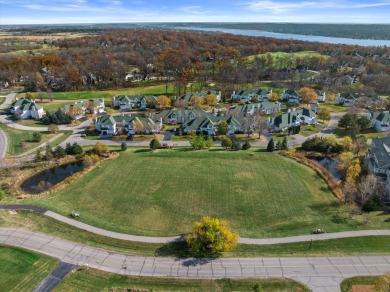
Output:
9 98 44 119
335 92 381 107
315 90 326 102
369 111 390 132
113 95 157 110
60 98 105 117
365 137 390 199
158 109 210 124
183 116 244 135
95 114 161 136
228 101 281 116
269 107 317 131
281 89 300 103
176 90 221 104
231 88 272 103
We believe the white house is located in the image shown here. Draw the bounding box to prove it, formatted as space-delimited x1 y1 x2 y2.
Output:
315 90 326 102
9 98 44 120
96 114 161 136
281 89 300 104
183 116 244 135
113 95 157 110
228 102 281 116
158 109 210 124
231 89 272 103
176 90 221 104
369 111 390 132
269 108 317 132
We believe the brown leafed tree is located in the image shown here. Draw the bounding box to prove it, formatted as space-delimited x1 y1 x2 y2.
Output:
298 87 317 105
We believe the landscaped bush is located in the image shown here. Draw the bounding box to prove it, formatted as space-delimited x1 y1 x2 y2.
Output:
32 132 42 142
362 196 380 212
302 136 343 153
242 141 251 150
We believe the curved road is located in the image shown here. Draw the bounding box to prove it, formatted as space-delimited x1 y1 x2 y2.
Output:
2 227 390 292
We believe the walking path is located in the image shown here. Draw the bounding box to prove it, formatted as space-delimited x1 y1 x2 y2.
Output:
2 205 390 245
1 227 390 292
0 128 7 159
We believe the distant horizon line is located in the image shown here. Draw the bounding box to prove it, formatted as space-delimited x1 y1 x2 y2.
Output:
1 21 390 26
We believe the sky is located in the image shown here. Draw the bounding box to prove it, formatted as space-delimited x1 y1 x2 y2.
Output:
1 0 390 25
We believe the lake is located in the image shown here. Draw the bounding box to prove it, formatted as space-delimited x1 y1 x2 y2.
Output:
21 161 85 194
178 27 390 47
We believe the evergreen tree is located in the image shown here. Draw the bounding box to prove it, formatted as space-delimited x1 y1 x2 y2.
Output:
276 140 282 150
267 138 275 152
121 142 127 151
65 142 73 155
54 145 67 158
45 143 53 160
150 138 160 150
282 137 288 150
242 141 251 150
72 142 83 155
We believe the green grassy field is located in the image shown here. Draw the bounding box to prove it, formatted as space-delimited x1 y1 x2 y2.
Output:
0 124 59 156
247 51 329 68
0 245 58 292
22 149 390 238
17 84 175 101
55 268 308 292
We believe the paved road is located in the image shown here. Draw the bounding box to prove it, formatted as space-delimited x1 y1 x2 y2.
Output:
33 262 76 292
1 228 390 292
2 205 390 245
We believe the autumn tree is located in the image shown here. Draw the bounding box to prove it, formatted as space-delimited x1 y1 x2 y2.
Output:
317 108 331 122
374 272 390 291
298 87 317 105
269 92 279 102
25 92 35 100
203 94 217 106
156 95 171 109
174 99 188 109
189 96 203 107
340 136 353 152
93 142 109 157
186 216 238 256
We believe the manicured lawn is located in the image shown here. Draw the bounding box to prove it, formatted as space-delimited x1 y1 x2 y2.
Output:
171 135 193 141
1 210 390 258
16 119 46 127
320 103 348 113
55 268 308 292
340 276 377 292
0 124 57 156
0 245 58 292
23 149 390 238
17 84 175 101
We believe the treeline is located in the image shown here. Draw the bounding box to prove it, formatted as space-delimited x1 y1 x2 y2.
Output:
1 28 390 94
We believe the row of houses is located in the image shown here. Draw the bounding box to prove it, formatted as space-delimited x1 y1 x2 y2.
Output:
9 98 105 120
335 92 381 107
281 89 326 104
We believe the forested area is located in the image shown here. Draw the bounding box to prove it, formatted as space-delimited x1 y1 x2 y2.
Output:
0 28 390 95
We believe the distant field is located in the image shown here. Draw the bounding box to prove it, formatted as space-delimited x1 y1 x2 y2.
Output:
0 245 58 292
17 84 175 101
55 268 308 292
248 51 329 65
25 149 381 238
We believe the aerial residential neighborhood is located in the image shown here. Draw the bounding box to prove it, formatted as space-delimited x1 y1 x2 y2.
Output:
1 5 390 292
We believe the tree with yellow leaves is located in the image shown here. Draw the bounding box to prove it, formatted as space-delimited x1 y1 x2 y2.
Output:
156 95 171 109
186 216 238 256
189 96 203 107
298 87 317 106
374 272 390 291
340 136 353 152
269 92 279 102
203 94 217 106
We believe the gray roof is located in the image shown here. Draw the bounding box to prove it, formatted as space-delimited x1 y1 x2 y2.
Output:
159 109 210 119
11 98 43 111
235 88 270 97
177 90 218 103
184 116 244 132
97 114 157 127
372 111 390 124
369 137 390 170
273 108 315 128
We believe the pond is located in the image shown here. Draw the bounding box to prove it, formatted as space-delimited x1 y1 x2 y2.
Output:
21 161 85 194
311 157 341 180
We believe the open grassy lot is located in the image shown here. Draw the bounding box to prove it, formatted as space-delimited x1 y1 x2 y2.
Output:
55 268 308 292
17 84 175 101
1 210 390 258
0 124 58 156
340 276 378 292
22 149 390 238
0 245 58 292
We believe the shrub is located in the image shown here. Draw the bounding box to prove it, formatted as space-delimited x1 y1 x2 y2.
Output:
242 141 251 150
48 124 59 134
121 142 127 151
32 131 42 142
54 145 66 158
150 138 160 150
362 196 380 212
231 141 241 151
221 137 232 150
267 138 275 152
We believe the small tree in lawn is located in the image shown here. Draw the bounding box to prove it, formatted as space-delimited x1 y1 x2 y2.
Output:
216 120 228 137
32 131 42 142
298 87 317 106
190 135 205 150
267 138 275 152
150 138 160 150
48 124 59 134
186 216 238 257
204 135 213 149
121 142 127 151
221 137 232 150
275 140 282 150
317 108 331 122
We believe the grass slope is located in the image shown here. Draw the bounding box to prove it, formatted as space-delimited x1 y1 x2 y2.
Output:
55 267 308 292
0 245 58 292
24 149 387 238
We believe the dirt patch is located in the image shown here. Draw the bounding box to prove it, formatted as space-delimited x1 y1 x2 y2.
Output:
234 172 254 179
352 285 374 292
